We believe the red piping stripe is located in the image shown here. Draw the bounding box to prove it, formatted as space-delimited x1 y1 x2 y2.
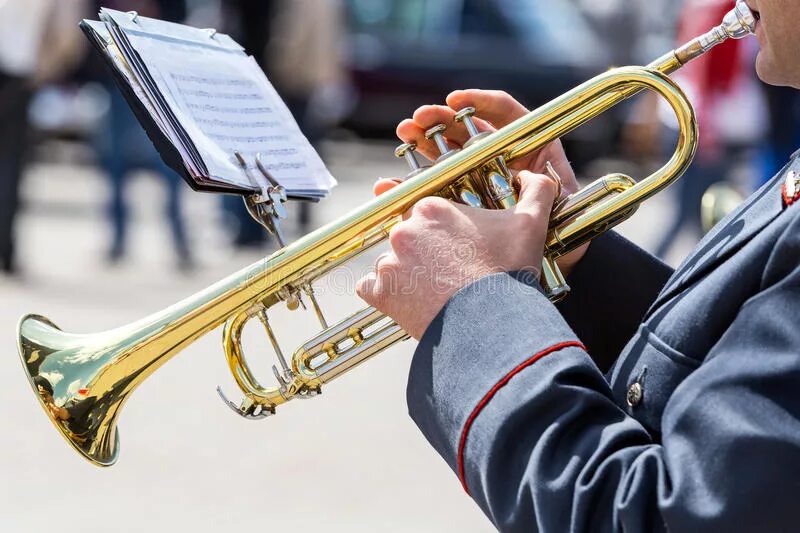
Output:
783 180 799 207
457 341 586 494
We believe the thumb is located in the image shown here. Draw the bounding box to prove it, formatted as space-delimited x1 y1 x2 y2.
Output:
373 177 403 197
356 272 377 303
514 170 559 216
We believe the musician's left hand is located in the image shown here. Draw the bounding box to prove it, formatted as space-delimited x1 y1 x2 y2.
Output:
357 171 559 340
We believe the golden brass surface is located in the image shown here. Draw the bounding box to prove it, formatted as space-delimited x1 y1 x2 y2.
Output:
18 2 755 466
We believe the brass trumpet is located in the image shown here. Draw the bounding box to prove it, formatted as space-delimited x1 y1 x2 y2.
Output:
18 2 756 467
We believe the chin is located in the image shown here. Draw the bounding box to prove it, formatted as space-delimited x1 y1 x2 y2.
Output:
755 51 800 88
755 54 781 86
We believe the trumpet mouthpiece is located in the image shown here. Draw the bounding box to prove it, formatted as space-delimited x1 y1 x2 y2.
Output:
670 0 757 69
720 0 757 40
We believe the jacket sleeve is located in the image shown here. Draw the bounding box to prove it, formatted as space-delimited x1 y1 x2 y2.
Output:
408 218 800 532
556 232 673 373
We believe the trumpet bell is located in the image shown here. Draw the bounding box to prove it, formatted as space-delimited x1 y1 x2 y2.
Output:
18 314 120 466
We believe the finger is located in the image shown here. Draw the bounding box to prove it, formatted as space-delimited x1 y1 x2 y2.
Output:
411 105 470 148
396 118 443 161
396 118 431 154
412 105 457 132
446 89 529 129
374 178 402 196
357 250 397 309
397 107 459 160
373 251 396 272
464 115 495 134
514 170 559 216
373 252 402 308
527 140 570 175
373 179 416 220
356 272 377 303
397 111 496 163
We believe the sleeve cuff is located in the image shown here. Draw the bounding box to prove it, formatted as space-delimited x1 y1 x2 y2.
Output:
406 271 583 483
556 232 673 373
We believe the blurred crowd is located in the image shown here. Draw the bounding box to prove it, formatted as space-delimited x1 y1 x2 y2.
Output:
1 0 797 278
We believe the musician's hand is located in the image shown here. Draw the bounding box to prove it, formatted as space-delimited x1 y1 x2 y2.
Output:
46 402 70 421
357 171 558 340
376 89 588 276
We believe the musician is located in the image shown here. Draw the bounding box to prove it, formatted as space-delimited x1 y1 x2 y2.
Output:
357 0 800 530
0 0 85 275
33 375 92 440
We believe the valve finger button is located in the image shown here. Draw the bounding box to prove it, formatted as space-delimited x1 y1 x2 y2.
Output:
455 106 491 147
425 124 453 158
454 107 481 138
395 142 421 171
394 142 418 163
395 142 429 179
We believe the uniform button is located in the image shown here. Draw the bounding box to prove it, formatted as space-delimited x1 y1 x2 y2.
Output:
626 382 644 407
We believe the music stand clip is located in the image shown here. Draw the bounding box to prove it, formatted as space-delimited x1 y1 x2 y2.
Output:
235 151 290 247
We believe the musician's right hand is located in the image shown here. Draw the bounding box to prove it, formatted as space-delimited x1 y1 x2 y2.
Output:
375 89 588 277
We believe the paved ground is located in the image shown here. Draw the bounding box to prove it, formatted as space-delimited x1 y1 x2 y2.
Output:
0 139 692 532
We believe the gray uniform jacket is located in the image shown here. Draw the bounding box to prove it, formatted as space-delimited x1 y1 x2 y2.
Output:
408 155 800 532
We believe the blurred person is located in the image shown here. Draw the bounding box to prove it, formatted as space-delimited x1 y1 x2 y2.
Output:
34 375 92 441
0 0 86 276
222 0 275 72
33 376 70 425
577 0 676 67
266 0 353 235
354 0 800 530
267 0 351 149
219 0 278 248
91 0 193 269
627 0 767 259
218 0 352 249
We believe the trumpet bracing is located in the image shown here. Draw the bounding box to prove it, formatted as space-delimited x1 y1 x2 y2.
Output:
18 2 756 466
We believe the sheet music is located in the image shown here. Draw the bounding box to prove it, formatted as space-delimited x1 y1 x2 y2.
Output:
82 21 204 179
102 9 337 196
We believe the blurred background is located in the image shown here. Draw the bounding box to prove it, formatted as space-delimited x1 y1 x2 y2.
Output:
2 0 798 531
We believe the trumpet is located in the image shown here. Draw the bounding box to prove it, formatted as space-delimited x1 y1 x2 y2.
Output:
18 1 756 467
